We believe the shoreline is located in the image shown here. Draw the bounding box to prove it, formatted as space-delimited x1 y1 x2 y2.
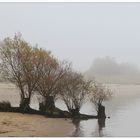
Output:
0 112 75 137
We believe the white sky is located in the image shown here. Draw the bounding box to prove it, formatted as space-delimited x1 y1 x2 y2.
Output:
0 3 140 72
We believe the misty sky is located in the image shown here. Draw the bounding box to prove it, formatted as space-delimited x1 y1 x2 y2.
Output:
0 3 140 72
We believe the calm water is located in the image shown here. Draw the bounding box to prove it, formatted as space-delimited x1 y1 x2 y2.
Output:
0 83 140 137
57 84 140 137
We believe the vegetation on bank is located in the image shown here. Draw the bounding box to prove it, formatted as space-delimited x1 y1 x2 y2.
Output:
0 33 112 119
85 56 140 84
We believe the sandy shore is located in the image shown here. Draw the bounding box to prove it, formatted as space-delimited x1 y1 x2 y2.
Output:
0 112 75 137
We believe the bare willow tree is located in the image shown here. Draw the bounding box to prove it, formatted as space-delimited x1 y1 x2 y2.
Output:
90 82 112 118
35 53 70 113
59 70 91 116
0 34 49 110
18 46 48 109
0 34 29 108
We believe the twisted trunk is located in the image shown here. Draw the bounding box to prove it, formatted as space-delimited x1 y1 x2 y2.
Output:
97 103 106 119
19 92 32 112
39 95 55 114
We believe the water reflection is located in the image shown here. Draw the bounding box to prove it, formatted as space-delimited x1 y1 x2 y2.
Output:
72 119 84 137
98 118 106 137
72 118 106 137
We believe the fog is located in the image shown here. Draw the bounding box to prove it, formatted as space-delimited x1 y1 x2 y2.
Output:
0 3 140 73
85 56 140 84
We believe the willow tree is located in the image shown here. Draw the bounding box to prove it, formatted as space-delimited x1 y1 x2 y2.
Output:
59 70 91 116
36 58 70 113
0 34 50 110
90 82 112 118
18 46 48 110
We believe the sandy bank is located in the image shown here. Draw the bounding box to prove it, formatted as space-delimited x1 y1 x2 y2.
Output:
0 112 75 137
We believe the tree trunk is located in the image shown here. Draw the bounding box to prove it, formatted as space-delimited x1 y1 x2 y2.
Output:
20 98 30 112
97 104 106 118
39 96 55 114
19 87 32 113
69 108 80 117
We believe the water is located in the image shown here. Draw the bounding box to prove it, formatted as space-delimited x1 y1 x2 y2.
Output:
70 84 140 137
56 84 140 137
0 83 140 137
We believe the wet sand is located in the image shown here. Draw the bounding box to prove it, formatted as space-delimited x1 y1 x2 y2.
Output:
0 112 75 137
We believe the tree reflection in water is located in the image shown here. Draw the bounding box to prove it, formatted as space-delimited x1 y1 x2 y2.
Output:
72 119 84 137
98 118 106 137
72 118 106 137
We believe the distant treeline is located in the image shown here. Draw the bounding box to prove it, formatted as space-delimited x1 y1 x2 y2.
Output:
85 56 140 84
